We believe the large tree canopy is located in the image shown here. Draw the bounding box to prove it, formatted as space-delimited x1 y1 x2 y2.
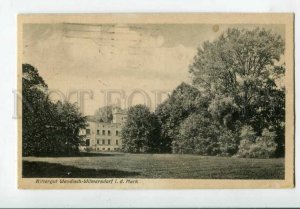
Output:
189 28 285 156
121 105 161 153
156 82 208 152
22 64 86 156
190 28 284 98
189 28 284 120
23 64 50 156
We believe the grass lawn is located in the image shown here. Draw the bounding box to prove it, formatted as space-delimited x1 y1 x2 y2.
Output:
23 152 284 179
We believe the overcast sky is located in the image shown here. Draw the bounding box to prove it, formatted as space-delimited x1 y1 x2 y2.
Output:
22 23 284 115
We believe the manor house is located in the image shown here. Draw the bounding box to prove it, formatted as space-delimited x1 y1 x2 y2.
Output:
80 107 127 152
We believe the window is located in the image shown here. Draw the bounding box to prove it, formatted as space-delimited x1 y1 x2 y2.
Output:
97 140 100 144
108 139 111 145
114 148 117 151
108 130 111 136
102 139 105 145
86 129 90 134
97 148 99 151
108 148 110 151
97 130 100 135
86 139 90 146
116 140 118 145
116 130 119 136
102 148 105 151
102 130 105 135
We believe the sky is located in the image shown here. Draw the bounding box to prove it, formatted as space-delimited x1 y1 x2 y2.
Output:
22 23 285 115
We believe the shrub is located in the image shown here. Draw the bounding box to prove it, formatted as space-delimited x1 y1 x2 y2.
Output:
218 128 239 156
172 113 218 155
240 125 256 142
236 139 254 158
248 129 277 158
173 113 239 156
236 126 277 158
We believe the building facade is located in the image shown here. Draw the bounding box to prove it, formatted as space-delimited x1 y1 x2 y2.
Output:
80 107 127 152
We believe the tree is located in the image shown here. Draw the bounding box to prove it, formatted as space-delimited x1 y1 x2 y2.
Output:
173 112 239 156
173 112 218 155
22 64 86 156
189 28 285 156
218 127 240 156
208 94 240 130
22 64 50 156
253 129 277 158
94 105 121 123
121 105 161 153
53 101 87 155
250 79 285 156
156 82 208 152
236 126 277 158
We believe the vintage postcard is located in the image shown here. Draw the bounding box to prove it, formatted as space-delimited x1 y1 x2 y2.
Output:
18 13 294 189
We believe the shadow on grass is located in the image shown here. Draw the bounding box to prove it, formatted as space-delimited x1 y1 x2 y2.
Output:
27 152 124 158
75 152 124 157
23 161 140 178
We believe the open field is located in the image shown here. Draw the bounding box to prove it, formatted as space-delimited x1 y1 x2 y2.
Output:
23 152 284 179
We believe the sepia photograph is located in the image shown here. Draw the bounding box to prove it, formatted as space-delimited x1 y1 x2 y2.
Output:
17 13 294 189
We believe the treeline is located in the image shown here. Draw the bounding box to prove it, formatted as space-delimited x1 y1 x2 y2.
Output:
22 64 86 156
121 28 285 158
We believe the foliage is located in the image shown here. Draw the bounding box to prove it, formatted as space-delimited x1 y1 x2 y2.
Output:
236 139 254 158
22 64 49 156
22 64 86 156
156 82 208 152
236 126 277 158
189 28 285 157
239 125 257 142
23 27 286 159
50 101 87 155
208 95 240 130
93 105 121 123
121 105 161 153
250 83 285 156
172 113 217 155
218 127 240 156
172 113 239 156
253 129 278 158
